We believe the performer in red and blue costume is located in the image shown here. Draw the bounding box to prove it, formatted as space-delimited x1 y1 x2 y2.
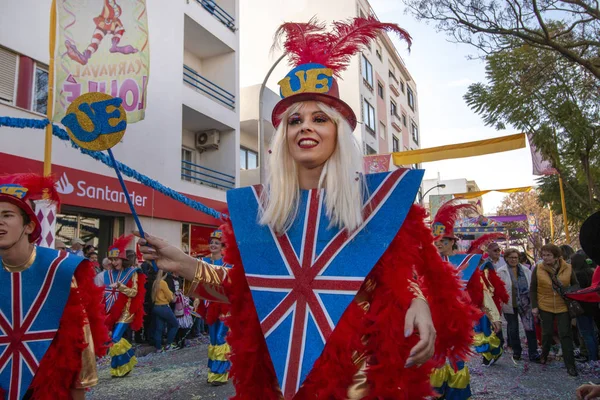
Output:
138 17 479 399
0 173 108 400
103 234 146 377
197 230 231 386
429 200 508 399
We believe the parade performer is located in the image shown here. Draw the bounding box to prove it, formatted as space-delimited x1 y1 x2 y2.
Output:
66 0 138 66
103 234 146 377
196 230 232 386
469 236 509 366
429 200 500 399
138 17 478 399
0 173 108 400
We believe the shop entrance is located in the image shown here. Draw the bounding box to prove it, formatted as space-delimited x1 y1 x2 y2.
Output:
56 207 125 259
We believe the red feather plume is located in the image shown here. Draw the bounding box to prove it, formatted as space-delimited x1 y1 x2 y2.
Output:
273 16 412 76
110 234 134 252
433 199 477 237
467 233 506 254
0 173 61 206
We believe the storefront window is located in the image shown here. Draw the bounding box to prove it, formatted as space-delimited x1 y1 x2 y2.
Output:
181 223 218 258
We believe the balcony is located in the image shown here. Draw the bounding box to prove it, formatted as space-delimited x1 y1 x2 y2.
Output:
181 160 235 190
183 65 235 109
390 112 402 133
181 105 237 192
195 0 235 31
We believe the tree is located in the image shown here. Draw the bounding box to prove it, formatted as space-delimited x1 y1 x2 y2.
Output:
496 191 567 258
403 0 600 79
463 42 600 220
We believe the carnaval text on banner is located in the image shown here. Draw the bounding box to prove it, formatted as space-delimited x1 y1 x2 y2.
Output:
53 0 149 123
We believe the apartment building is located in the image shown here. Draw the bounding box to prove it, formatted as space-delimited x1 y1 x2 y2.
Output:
422 177 485 215
0 0 239 256
238 0 421 181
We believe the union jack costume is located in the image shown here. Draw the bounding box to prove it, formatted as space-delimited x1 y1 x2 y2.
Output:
0 173 107 400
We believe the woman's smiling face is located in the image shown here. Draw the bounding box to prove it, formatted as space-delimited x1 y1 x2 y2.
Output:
286 101 337 170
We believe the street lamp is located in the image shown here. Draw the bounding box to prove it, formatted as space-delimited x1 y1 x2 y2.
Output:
420 183 446 205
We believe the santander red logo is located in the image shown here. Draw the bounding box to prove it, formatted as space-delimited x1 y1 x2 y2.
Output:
55 172 148 207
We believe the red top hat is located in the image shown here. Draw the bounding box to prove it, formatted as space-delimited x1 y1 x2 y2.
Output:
431 199 476 241
0 174 60 243
271 17 411 130
566 211 600 302
108 234 134 260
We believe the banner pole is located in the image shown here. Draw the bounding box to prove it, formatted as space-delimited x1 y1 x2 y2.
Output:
558 176 571 243
549 206 554 243
44 0 57 177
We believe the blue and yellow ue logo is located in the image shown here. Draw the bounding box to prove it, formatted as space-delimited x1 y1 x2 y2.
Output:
432 222 447 237
278 63 334 98
0 184 28 199
61 92 127 152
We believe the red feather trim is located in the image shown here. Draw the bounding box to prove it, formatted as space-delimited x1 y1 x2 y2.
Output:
221 221 282 400
397 206 480 367
467 233 506 254
486 269 509 310
206 302 231 325
466 268 485 309
109 234 134 257
28 260 109 399
0 173 61 206
433 200 477 238
273 16 411 75
129 273 146 331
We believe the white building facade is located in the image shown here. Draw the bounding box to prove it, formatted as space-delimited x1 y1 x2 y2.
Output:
0 0 239 256
238 0 421 179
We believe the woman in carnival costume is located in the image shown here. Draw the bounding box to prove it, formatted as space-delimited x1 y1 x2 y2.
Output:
0 174 108 400
429 200 502 399
138 17 478 399
468 235 509 366
103 234 146 377
196 230 232 386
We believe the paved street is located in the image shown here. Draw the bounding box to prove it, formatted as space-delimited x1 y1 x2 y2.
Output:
88 338 593 399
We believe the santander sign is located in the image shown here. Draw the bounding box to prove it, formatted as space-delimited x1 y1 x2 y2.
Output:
56 172 148 207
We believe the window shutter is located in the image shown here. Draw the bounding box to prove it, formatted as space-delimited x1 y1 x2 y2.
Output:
0 47 17 103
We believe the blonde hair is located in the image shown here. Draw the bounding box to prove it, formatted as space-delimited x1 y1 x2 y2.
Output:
259 101 365 233
152 270 165 303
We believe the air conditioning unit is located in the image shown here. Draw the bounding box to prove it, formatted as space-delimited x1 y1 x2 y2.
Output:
195 130 220 151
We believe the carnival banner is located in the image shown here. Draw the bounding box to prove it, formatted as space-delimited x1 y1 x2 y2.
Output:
363 154 391 174
53 0 150 123
528 133 557 176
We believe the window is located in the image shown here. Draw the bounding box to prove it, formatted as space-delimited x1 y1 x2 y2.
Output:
388 70 399 85
363 100 376 135
33 65 48 114
379 121 386 140
375 43 382 61
240 147 258 170
411 121 419 144
399 80 405 94
364 144 377 155
361 55 373 88
377 82 384 99
392 136 400 152
407 86 415 111
390 100 398 117
181 147 194 181
0 47 17 104
402 112 407 127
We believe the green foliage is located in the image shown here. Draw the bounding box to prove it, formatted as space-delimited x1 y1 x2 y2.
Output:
464 41 600 217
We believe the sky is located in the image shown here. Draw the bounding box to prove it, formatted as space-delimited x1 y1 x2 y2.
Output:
366 0 538 214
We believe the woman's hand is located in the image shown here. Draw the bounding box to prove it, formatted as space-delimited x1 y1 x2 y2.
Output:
577 384 600 400
404 298 436 368
492 321 502 333
134 231 197 281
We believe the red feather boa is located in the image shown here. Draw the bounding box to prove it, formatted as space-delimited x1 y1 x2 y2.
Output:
27 259 109 399
483 267 509 312
104 270 146 331
219 205 479 399
466 268 485 309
